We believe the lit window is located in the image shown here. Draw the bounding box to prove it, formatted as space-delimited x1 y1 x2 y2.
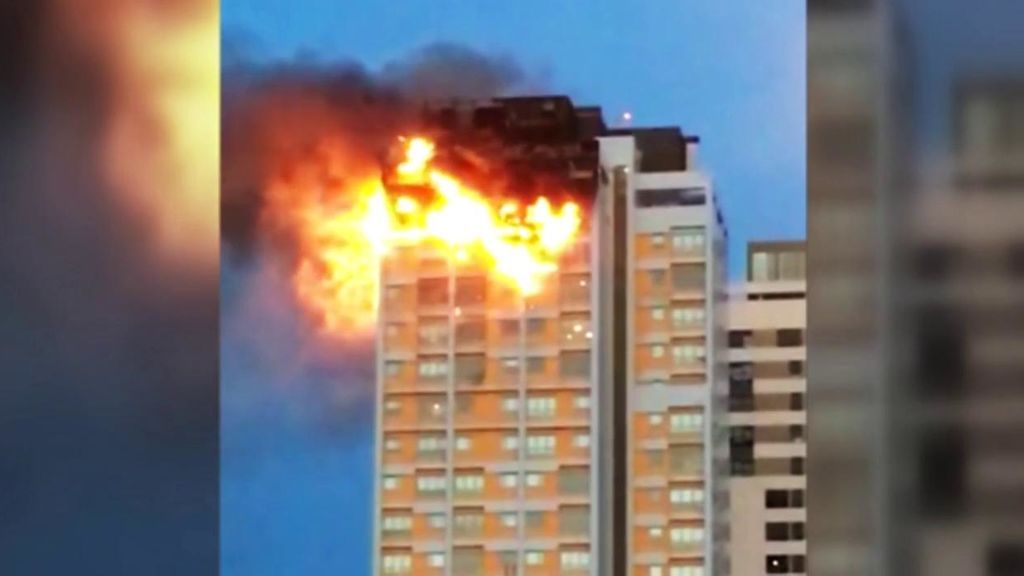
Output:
427 553 445 568
670 412 703 433
383 476 399 491
670 488 704 505
574 395 591 410
500 473 518 488
382 515 411 532
560 551 590 570
501 513 518 527
526 473 543 487
453 474 483 493
669 526 704 544
455 436 471 451
384 398 401 412
651 233 666 246
384 437 400 452
502 397 519 412
427 513 446 528
573 433 590 448
503 435 519 451
669 567 704 576
382 553 411 574
649 414 664 426
671 344 705 364
649 526 664 538
649 567 664 576
385 361 402 377
651 307 666 321
651 345 665 359
670 227 705 251
527 396 556 418
417 357 449 378
525 551 545 566
416 476 446 493
526 434 556 455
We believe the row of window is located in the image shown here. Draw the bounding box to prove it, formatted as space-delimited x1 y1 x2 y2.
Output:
383 507 590 535
729 361 805 382
389 274 592 308
383 392 591 417
386 351 593 382
386 433 590 455
398 315 595 346
643 265 706 292
766 554 806 574
728 392 805 413
644 525 706 545
645 343 707 363
381 550 592 573
730 457 806 477
647 566 704 576
382 467 590 495
765 489 805 509
646 305 705 326
728 328 804 349
765 521 805 542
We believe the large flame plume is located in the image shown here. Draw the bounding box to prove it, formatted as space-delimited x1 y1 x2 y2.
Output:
268 136 583 334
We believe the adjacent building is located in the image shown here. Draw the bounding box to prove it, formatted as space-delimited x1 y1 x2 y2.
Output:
372 96 728 576
727 241 807 576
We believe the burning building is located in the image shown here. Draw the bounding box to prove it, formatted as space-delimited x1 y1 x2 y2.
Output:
372 95 728 576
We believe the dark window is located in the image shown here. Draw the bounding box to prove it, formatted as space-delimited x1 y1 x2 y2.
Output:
729 363 754 412
635 187 706 208
728 330 751 348
790 393 805 411
765 523 791 541
777 329 804 347
791 555 807 573
765 490 789 509
792 522 805 541
730 426 755 477
791 489 805 507
790 425 806 442
920 425 965 519
791 457 806 476
417 277 449 306
916 307 964 398
766 555 790 574
788 360 804 376
455 276 486 306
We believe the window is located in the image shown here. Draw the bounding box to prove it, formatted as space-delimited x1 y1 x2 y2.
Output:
502 396 519 413
527 356 547 374
766 555 790 574
417 318 448 347
670 412 703 433
385 361 402 377
728 330 751 349
383 476 399 491
382 553 411 574
455 317 485 343
648 269 667 287
500 357 520 378
454 354 485 384
670 445 704 476
427 513 446 528
384 437 400 452
498 319 519 338
669 526 704 545
527 434 556 456
455 436 471 451
417 435 445 453
527 396 556 418
651 345 665 359
669 567 704 576
526 473 544 487
651 307 666 321
669 488 704 506
670 227 705 252
526 318 547 335
777 329 804 347
560 351 591 379
560 551 590 570
525 552 545 566
382 515 411 532
384 398 401 412
788 360 804 376
574 395 590 410
651 233 666 247
525 511 545 530
426 553 445 568
636 187 706 208
671 307 703 329
454 511 483 535
499 473 518 488
453 473 483 493
502 435 519 451
559 506 589 535
649 414 664 426
417 356 448 379
561 314 592 342
671 264 704 291
558 467 588 494
649 567 664 576
416 476 446 493
454 276 486 305
500 512 517 527
417 277 449 306
573 433 590 448
671 343 705 365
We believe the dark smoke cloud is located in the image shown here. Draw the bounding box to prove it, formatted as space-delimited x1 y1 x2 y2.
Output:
221 42 534 433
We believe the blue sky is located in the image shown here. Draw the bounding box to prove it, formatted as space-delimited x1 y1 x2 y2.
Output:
221 2 805 574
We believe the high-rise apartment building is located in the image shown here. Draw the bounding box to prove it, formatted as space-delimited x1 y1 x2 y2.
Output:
372 96 728 576
727 242 807 576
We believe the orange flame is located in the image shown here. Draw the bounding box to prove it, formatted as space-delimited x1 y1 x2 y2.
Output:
276 136 583 334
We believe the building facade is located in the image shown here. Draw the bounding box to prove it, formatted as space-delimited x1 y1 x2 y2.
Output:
727 242 807 576
372 97 728 576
